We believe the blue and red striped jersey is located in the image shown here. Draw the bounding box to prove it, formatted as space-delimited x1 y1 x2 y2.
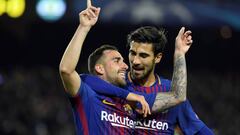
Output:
126 73 205 135
69 81 136 135
68 74 156 135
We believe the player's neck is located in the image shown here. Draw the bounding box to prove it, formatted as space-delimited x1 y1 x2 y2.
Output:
140 72 156 86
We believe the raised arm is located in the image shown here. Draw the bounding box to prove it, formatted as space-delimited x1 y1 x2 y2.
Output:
59 5 100 96
152 27 192 112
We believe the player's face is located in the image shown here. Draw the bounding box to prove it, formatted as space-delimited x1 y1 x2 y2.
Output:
128 42 157 81
102 50 128 87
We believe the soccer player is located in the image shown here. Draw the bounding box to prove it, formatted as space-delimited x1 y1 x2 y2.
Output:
59 5 154 135
126 26 214 135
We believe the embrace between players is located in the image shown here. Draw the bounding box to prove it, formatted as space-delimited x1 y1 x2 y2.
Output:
59 0 214 134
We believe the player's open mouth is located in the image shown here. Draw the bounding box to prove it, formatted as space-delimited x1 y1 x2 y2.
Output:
119 72 125 79
132 67 144 74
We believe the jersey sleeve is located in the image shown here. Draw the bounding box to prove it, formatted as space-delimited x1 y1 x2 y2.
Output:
68 80 96 100
135 92 157 110
80 74 130 99
160 77 171 91
177 100 205 135
195 126 214 135
80 74 156 109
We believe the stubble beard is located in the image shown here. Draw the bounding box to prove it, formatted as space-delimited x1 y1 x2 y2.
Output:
131 64 154 83
107 73 127 88
112 77 127 88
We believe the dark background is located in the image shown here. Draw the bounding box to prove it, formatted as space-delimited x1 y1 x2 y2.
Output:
0 0 240 135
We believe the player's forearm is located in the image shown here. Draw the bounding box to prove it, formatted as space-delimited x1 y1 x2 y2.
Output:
151 53 187 113
152 93 180 112
59 25 91 74
171 52 187 102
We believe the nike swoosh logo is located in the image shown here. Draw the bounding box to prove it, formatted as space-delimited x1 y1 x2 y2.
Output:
102 99 116 106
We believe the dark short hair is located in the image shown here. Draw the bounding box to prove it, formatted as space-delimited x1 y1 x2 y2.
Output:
88 45 118 74
127 26 167 55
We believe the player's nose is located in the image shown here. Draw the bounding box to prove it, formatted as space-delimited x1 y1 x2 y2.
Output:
132 56 141 65
122 62 128 70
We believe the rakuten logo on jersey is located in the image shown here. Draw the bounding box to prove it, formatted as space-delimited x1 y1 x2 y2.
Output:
101 111 168 131
135 119 168 131
101 111 135 128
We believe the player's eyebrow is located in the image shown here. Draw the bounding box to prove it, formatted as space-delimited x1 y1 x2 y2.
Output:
112 57 121 61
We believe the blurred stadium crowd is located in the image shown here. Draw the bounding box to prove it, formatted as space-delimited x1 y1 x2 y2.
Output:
0 67 74 135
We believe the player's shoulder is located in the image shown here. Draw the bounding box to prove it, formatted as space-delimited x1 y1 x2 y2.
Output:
158 76 171 86
155 75 171 91
77 74 98 94
160 77 171 84
79 73 92 80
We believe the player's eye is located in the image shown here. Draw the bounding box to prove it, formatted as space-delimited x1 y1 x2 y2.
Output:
113 57 120 63
129 50 136 56
140 53 149 58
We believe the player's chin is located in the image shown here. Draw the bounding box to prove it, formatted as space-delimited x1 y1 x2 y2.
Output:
132 72 144 80
118 78 127 87
132 69 144 77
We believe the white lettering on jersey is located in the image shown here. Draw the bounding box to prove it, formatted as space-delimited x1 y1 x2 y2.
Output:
101 111 168 131
135 119 168 130
101 111 134 128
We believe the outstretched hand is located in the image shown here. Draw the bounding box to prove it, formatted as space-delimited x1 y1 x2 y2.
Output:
79 0 100 27
175 27 193 55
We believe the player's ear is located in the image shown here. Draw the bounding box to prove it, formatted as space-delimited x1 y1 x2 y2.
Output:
95 64 104 75
155 53 162 64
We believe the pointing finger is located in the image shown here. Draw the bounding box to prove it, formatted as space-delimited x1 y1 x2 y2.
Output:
87 0 92 8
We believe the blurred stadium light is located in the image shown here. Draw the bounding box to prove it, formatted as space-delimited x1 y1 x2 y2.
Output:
0 0 240 68
70 0 240 29
36 0 66 22
0 0 25 18
0 0 240 29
